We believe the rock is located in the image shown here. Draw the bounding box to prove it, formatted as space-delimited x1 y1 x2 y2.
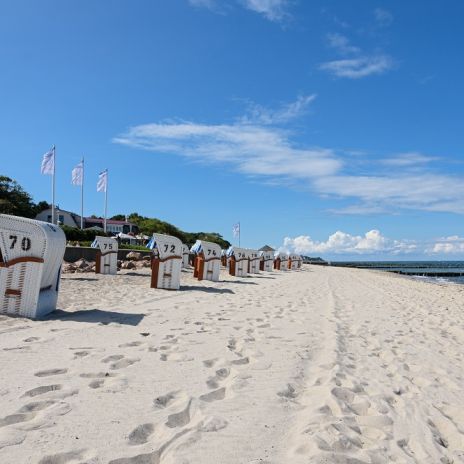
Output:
74 259 90 269
126 252 142 261
62 263 77 273
121 261 136 270
142 255 151 261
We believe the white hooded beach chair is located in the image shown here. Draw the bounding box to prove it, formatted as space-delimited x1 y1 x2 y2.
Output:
226 246 249 277
274 251 289 271
247 249 260 274
0 214 66 318
289 253 301 271
191 240 221 282
182 244 190 268
259 250 274 272
147 234 183 290
91 236 118 275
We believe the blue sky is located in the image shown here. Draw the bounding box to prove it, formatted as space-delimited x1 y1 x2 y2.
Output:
2 0 464 259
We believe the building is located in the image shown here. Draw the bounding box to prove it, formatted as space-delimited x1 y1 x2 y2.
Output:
83 217 139 235
35 208 82 228
259 245 275 252
35 208 139 236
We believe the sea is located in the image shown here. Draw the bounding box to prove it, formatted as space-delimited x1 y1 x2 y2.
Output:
330 261 464 285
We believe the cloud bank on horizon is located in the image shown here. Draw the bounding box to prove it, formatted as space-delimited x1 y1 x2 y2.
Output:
280 230 464 257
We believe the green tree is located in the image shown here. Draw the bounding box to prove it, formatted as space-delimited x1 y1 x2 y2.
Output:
0 176 38 218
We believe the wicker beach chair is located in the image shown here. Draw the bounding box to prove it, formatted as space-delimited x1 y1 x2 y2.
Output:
274 252 289 271
247 249 261 274
259 250 274 272
191 240 221 282
226 246 249 277
0 214 66 318
91 236 118 275
147 234 183 290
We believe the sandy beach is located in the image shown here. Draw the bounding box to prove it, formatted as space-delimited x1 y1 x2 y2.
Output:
0 265 463 463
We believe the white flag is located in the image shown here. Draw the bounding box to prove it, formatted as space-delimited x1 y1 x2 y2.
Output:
233 223 240 238
41 147 55 175
97 169 108 192
72 160 84 186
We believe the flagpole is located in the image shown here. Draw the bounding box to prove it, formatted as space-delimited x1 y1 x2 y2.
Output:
80 157 84 229
238 221 241 247
52 145 56 224
104 171 108 233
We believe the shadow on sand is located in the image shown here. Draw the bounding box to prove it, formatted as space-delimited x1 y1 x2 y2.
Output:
180 285 235 294
48 309 145 326
226 280 258 285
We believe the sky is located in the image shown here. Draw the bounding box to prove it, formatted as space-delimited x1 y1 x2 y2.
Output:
1 0 464 260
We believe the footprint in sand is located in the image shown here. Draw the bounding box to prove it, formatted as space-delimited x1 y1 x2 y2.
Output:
199 387 226 403
203 358 219 368
102 355 124 363
154 390 189 410
110 357 140 370
34 368 68 377
118 341 143 348
22 385 62 398
19 400 56 413
231 356 250 366
0 413 36 428
0 428 26 450
165 399 193 428
38 449 86 464
198 416 228 432
128 423 155 445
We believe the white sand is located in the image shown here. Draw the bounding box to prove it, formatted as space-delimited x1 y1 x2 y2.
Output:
0 265 463 463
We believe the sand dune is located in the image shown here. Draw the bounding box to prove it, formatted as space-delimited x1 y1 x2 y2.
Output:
0 265 463 463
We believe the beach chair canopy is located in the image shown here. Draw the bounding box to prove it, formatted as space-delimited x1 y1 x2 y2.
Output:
91 236 118 253
226 246 249 259
190 240 221 258
147 233 183 259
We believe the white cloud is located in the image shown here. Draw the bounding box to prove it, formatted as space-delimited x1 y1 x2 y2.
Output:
320 55 393 79
113 101 464 215
428 236 464 254
114 121 341 179
240 94 317 125
282 230 417 255
326 33 360 55
374 8 393 27
240 0 290 21
381 152 439 167
188 0 290 21
313 174 464 213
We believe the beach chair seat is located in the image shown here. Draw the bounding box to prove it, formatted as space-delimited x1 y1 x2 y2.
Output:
0 214 66 318
227 247 249 277
91 236 118 275
147 234 183 290
191 240 221 282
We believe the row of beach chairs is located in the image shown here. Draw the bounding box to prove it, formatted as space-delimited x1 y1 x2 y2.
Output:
0 214 302 319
